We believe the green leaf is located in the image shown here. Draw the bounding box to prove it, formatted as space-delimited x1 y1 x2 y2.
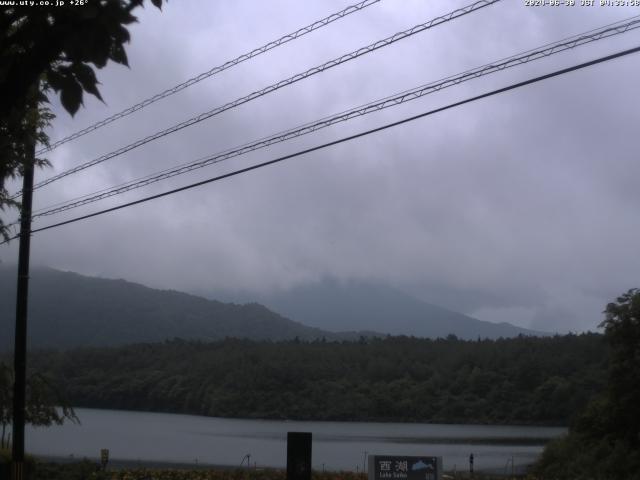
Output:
87 30 112 68
128 0 144 10
72 63 103 102
46 69 64 92
59 78 83 116
110 43 128 67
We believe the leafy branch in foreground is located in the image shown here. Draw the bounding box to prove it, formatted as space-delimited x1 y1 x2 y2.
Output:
0 0 165 242
0 362 78 449
0 91 52 242
534 288 640 480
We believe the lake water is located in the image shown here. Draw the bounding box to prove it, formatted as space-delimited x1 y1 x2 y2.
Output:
26 408 565 473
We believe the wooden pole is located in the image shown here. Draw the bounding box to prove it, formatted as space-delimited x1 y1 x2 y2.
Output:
12 140 35 480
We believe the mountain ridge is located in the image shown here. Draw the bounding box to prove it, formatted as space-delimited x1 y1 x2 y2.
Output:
0 266 544 351
0 266 344 349
201 277 545 339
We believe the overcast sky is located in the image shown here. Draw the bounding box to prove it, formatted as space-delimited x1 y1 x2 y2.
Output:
2 0 639 333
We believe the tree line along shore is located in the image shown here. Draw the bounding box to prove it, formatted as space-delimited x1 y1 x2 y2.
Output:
18 333 606 426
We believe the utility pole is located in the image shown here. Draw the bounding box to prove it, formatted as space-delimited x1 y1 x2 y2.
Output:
12 139 35 480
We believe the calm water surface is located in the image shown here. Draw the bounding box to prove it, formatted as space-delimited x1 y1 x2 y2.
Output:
26 408 565 472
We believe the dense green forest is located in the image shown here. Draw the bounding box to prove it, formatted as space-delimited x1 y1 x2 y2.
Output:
533 289 640 479
23 333 606 426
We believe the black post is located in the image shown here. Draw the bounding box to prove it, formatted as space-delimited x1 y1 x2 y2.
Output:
12 145 35 480
286 432 312 480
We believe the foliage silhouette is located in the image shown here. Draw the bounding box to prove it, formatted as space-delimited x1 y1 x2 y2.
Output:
534 289 640 479
0 0 164 240
0 362 77 449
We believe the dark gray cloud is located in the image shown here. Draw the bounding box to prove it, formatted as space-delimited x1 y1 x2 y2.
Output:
2 0 639 333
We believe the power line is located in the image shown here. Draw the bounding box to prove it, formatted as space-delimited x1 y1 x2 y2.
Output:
2 44 635 244
20 0 500 196
36 0 383 155
25 15 640 221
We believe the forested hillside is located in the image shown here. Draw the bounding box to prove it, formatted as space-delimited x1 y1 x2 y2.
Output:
26 334 606 425
0 266 341 348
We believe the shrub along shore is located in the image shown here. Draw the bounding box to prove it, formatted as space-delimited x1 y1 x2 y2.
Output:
1 454 527 480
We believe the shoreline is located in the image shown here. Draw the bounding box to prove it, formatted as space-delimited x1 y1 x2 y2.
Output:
33 454 265 471
62 406 569 429
32 454 532 476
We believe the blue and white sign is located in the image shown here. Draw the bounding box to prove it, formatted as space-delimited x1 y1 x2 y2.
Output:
368 455 442 480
